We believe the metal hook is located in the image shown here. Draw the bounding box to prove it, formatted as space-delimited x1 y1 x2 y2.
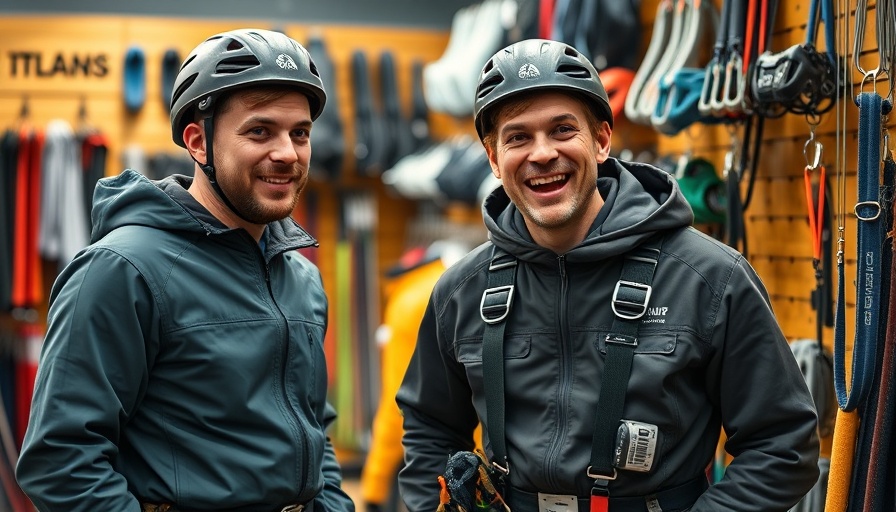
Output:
883 131 892 161
804 137 823 169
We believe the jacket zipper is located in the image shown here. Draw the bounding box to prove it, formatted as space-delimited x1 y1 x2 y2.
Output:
546 254 572 487
259 243 311 503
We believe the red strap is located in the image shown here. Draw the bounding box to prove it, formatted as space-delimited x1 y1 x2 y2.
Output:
803 164 827 262
12 129 32 308
590 494 609 512
539 0 555 39
26 130 44 306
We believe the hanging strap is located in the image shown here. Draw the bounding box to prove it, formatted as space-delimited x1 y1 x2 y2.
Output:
409 59 432 153
625 0 675 125
833 92 889 411
588 240 663 511
861 150 895 512
803 132 827 273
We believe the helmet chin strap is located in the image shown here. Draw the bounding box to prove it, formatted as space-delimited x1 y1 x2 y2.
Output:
195 114 256 224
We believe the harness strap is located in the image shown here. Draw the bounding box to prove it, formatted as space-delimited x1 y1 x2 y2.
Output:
480 236 664 497
588 240 660 476
481 248 518 475
833 92 889 411
589 240 663 510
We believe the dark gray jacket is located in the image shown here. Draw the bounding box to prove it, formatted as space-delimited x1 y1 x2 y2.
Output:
397 158 819 511
16 170 354 512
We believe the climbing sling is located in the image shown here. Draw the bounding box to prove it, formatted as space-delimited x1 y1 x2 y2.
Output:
833 92 889 412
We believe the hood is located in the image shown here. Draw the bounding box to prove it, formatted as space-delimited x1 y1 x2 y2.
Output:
482 157 694 262
89 170 317 252
91 170 211 243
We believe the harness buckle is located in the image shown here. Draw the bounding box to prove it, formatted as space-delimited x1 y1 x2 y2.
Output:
612 280 652 320
586 466 618 481
280 505 305 512
481 285 514 324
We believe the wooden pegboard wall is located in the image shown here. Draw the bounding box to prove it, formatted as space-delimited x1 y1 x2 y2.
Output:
630 0 896 354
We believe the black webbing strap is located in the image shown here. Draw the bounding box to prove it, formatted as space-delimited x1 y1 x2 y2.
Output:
379 50 409 170
481 247 518 476
589 239 663 491
409 59 432 153
306 35 345 180
480 237 664 490
350 50 386 177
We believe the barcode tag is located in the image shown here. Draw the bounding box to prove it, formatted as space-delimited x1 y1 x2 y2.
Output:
537 493 577 512
613 420 658 473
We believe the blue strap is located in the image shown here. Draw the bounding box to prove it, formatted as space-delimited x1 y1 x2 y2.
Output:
805 0 837 65
833 92 885 411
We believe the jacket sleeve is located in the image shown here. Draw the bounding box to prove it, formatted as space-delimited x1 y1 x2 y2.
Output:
314 402 356 512
16 249 154 512
692 256 820 511
396 296 480 512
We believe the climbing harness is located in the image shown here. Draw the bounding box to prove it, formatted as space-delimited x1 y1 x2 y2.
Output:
751 0 838 117
478 237 664 510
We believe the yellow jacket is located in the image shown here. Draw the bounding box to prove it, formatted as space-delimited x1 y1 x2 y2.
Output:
361 258 446 505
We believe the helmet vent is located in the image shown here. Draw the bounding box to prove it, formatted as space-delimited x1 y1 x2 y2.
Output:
557 64 591 79
476 74 503 99
179 54 196 72
226 39 245 52
563 46 579 58
171 73 198 106
215 55 260 74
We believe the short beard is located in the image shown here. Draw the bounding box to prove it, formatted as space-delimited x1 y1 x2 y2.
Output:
218 162 306 225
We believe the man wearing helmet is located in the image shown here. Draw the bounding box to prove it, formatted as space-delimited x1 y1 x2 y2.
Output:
397 39 819 512
16 29 355 512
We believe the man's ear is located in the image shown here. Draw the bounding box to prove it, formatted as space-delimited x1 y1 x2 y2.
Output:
486 146 501 179
182 122 207 165
595 121 613 161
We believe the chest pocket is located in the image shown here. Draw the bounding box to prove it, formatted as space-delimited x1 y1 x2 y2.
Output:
456 334 532 365
595 333 678 355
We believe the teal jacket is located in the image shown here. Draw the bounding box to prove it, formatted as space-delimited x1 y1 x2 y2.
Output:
16 170 354 512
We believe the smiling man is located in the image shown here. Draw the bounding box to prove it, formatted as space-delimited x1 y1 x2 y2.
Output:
397 39 820 512
16 29 355 512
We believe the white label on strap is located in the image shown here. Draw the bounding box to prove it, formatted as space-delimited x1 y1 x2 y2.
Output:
615 420 658 472
537 493 577 512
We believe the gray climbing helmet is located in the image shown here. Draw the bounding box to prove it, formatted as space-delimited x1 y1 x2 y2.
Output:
473 39 612 140
169 28 327 148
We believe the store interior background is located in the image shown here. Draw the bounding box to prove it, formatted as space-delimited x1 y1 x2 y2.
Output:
2 0 892 508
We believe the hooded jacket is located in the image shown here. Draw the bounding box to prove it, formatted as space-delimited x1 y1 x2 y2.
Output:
16 170 354 512
397 158 819 511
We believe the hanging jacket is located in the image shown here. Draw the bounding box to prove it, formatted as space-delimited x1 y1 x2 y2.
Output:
361 258 447 506
397 157 820 512
16 170 354 512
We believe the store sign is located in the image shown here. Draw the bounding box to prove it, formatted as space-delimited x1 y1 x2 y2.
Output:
6 51 109 78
